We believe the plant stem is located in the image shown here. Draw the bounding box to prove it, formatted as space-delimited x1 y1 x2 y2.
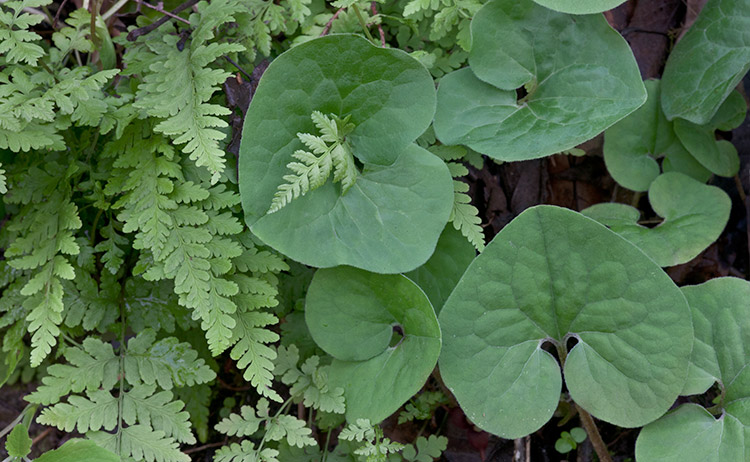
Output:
101 0 131 21
319 7 344 36
352 6 376 44
0 405 31 440
321 429 332 462
574 403 613 462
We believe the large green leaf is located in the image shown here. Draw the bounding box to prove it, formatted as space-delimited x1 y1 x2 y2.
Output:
305 266 441 423
672 90 746 177
433 0 645 161
532 0 626 14
36 440 119 462
405 226 476 314
581 173 730 267
438 205 692 438
636 278 750 462
239 35 453 274
660 0 750 124
603 80 704 192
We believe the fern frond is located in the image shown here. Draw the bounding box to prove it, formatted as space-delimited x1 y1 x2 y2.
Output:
213 440 260 462
269 112 358 213
230 310 280 401
126 0 247 184
215 404 262 437
124 329 215 390
0 0 50 65
26 337 119 405
123 385 195 444
89 424 190 462
265 414 317 448
38 389 119 433
451 181 485 252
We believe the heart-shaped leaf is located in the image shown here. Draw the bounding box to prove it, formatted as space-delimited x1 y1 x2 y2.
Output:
305 266 441 424
405 226 476 314
240 35 453 274
531 0 627 14
581 173 730 267
672 90 746 177
636 278 750 462
603 80 708 191
660 0 750 124
433 0 645 162
438 205 692 438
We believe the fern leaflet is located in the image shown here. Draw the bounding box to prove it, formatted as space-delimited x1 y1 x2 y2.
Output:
269 111 358 213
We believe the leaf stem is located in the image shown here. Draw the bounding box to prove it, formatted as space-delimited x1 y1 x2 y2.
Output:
574 403 612 462
352 6 376 44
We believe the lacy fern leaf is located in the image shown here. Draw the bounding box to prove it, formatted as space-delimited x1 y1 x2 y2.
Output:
269 111 358 213
0 0 50 65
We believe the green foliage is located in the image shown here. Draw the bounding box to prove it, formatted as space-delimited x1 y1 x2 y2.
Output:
660 0 750 124
636 278 750 461
35 440 119 462
439 206 693 438
554 427 587 454
6 423 32 458
434 0 646 161
397 391 447 424
340 419 405 462
582 173 731 267
269 111 358 213
239 34 453 273
531 0 626 13
305 266 441 423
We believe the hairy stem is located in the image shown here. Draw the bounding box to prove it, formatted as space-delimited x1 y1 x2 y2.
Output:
574 404 612 462
352 6 375 44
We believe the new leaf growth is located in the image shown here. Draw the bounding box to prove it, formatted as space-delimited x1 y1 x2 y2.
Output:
268 111 358 214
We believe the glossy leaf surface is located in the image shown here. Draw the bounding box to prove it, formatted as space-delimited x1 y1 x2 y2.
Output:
661 0 750 124
240 35 453 273
434 0 645 161
582 173 730 267
439 206 692 438
305 267 441 423
636 278 750 462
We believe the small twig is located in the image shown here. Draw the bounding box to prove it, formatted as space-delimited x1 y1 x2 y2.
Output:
575 404 613 462
31 428 53 446
370 2 385 47
320 7 344 36
52 0 70 29
126 0 199 41
183 441 227 455
224 55 252 81
139 0 191 24
734 174 746 202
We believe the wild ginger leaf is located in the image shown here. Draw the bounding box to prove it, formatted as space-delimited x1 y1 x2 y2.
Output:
434 0 646 161
582 173 731 267
35 440 119 462
660 0 750 124
439 206 693 438
240 35 453 273
636 278 750 462
306 267 440 423
531 0 626 13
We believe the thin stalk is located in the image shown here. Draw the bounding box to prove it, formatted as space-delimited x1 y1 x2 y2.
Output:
321 429 332 462
734 174 746 202
352 6 375 44
90 208 104 246
574 403 613 462
101 0 130 21
255 397 295 455
115 295 126 457
0 405 32 440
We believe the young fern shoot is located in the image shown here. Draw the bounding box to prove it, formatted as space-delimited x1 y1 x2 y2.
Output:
268 111 358 213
